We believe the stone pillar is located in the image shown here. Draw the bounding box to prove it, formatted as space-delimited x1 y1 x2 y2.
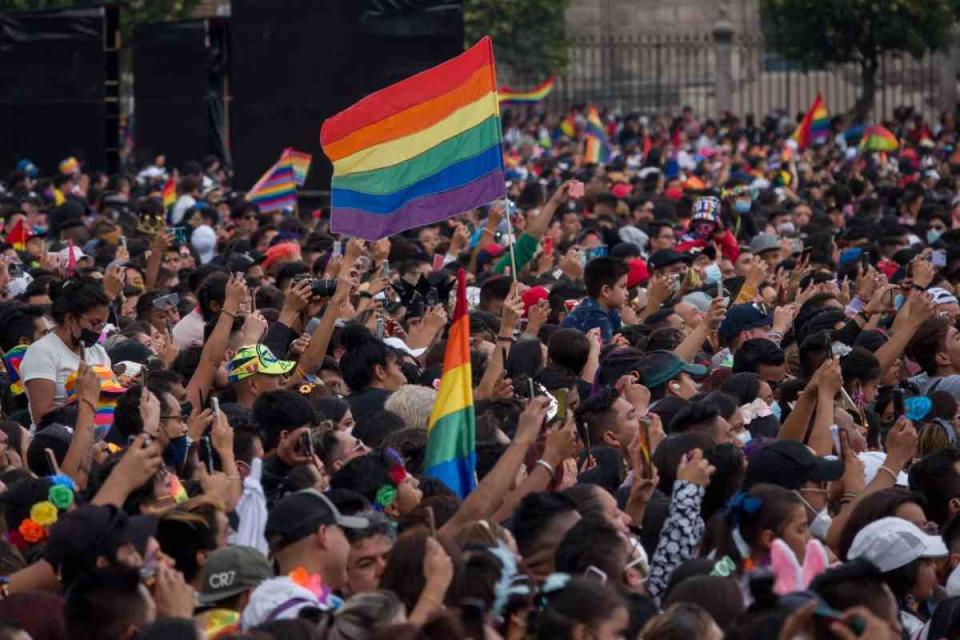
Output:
713 17 734 115
938 26 959 113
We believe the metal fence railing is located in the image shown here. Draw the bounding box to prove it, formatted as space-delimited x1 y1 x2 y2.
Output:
543 32 948 121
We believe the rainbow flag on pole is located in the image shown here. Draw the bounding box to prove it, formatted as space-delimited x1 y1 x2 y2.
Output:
424 268 476 498
288 150 313 187
321 37 506 241
582 106 611 164
792 93 829 149
498 76 555 105
4 219 29 252
246 149 298 213
161 178 176 210
860 125 900 152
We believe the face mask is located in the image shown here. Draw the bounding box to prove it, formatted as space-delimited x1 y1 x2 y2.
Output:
703 263 723 285
735 430 752 445
796 491 832 540
928 228 943 244
76 326 101 349
163 436 191 471
733 200 751 214
32 225 48 236
894 294 905 310
776 222 796 235
770 401 783 421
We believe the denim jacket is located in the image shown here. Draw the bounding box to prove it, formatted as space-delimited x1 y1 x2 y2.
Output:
561 297 621 342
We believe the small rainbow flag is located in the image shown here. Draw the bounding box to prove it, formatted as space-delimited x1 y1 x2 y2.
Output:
498 76 555 105
321 37 505 241
5 219 30 252
792 93 829 149
162 178 176 210
246 149 298 213
424 268 476 498
582 106 611 164
3 345 28 395
59 157 79 175
559 114 576 138
860 125 900 152
288 150 313 187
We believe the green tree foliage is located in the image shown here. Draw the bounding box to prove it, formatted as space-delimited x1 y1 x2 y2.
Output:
465 0 569 82
0 0 201 43
760 0 958 121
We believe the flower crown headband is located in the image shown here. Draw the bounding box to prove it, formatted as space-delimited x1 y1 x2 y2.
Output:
7 475 76 550
374 448 410 510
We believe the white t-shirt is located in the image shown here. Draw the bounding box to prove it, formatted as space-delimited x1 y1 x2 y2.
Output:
20 332 111 417
170 194 197 225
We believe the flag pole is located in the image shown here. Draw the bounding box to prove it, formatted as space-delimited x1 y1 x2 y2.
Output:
504 198 518 283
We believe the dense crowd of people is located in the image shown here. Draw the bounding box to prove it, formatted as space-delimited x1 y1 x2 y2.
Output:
0 102 958 640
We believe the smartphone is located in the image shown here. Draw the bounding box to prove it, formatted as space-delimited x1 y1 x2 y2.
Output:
376 314 385 338
425 288 439 309
554 388 568 422
568 180 586 199
824 331 835 361
119 236 127 251
669 273 681 292
813 600 866 635
202 436 215 474
830 424 843 456
432 253 445 272
860 250 870 272
716 278 723 299
579 418 592 462
332 240 343 258
637 417 653 475
893 388 905 418
381 260 390 278
527 378 536 401
300 430 315 459
932 250 947 267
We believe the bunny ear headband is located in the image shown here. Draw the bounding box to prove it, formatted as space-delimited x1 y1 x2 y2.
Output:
770 538 829 595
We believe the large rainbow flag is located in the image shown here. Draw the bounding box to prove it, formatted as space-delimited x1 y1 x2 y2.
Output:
860 125 899 152
423 268 476 498
792 93 829 149
246 149 298 213
499 77 555 105
321 37 506 241
288 150 313 187
583 106 611 164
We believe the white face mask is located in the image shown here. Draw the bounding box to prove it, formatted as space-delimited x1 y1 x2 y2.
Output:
796 491 832 541
735 430 752 445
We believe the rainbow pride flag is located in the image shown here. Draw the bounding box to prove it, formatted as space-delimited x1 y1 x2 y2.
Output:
162 178 176 210
321 37 505 241
288 150 313 187
860 125 899 152
582 106 611 164
246 150 298 213
499 76 555 105
424 268 476 498
559 114 576 138
792 93 829 149
3 345 28 395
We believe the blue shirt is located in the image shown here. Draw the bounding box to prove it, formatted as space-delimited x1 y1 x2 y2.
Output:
561 298 622 342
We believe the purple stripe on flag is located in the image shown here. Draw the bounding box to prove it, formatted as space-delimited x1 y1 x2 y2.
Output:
330 170 505 241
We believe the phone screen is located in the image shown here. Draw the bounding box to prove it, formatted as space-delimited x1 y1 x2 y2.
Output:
554 388 568 422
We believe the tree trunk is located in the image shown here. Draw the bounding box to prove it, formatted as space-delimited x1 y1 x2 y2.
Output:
852 59 878 124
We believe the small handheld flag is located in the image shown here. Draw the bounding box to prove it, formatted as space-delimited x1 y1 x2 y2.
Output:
792 93 829 150
582 106 611 164
161 178 176 211
246 149 298 213
5 219 30 252
424 268 477 498
498 77 555 105
321 37 506 241
288 150 313 187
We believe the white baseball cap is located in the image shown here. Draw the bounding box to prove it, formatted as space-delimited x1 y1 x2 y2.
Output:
239 577 325 629
928 287 959 306
848 517 947 572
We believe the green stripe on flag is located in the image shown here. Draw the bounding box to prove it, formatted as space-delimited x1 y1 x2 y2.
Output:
424 405 476 468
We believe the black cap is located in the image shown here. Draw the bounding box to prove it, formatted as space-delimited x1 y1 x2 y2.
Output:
648 249 692 271
744 440 844 491
265 490 370 553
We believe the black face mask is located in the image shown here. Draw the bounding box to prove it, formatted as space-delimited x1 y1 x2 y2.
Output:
76 327 100 349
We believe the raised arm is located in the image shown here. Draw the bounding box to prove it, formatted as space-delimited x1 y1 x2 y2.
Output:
185 273 246 408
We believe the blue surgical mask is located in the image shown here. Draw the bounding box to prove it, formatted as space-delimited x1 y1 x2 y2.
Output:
735 430 752 445
770 401 783 421
733 200 751 214
927 228 943 244
163 436 191 471
894 294 905 310
32 225 48 236
703 263 723 285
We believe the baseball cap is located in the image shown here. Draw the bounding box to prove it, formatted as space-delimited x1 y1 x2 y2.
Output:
227 344 296 384
749 233 781 254
636 350 707 389
719 304 772 340
743 439 844 490
848 517 947 572
929 287 959 306
626 258 650 288
265 490 370 553
647 249 691 272
239 577 324 629
198 546 274 606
